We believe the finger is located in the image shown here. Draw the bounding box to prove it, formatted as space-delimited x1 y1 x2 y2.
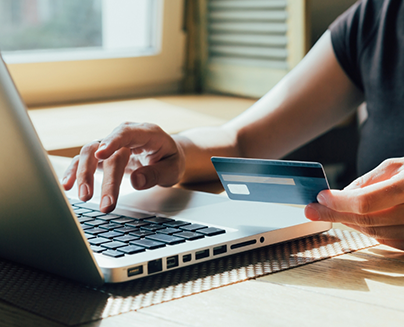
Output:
346 224 404 241
339 224 404 248
305 203 404 227
124 155 144 174
375 239 404 251
344 158 404 191
62 155 80 190
99 148 130 212
95 123 174 162
76 141 101 201
342 225 404 250
130 153 183 190
317 174 404 214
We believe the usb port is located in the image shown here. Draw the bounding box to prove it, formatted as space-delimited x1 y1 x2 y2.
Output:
148 259 162 274
167 255 179 269
128 265 143 277
195 249 209 260
183 254 192 262
213 245 227 256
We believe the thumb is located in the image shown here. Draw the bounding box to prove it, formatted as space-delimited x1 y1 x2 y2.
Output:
130 155 183 190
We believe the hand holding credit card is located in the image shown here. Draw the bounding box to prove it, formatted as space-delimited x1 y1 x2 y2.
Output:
212 157 330 205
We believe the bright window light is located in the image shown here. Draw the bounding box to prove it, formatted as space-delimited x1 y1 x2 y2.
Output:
0 0 160 63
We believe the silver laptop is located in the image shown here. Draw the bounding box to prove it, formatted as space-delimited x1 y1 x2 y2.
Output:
0 55 331 286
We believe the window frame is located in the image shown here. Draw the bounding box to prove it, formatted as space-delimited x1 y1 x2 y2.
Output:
4 0 186 107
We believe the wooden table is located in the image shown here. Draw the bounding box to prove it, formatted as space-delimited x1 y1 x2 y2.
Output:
4 96 404 326
28 94 255 157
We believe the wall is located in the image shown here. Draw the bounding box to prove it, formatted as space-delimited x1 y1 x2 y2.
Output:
309 0 357 45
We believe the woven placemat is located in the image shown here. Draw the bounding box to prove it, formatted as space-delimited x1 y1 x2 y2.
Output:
0 229 378 325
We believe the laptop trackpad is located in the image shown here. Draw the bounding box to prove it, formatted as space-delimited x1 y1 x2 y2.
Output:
117 186 229 214
117 186 308 231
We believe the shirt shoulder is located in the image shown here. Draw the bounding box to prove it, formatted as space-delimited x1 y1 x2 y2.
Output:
329 0 384 91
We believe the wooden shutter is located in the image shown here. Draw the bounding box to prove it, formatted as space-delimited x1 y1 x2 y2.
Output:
203 0 308 98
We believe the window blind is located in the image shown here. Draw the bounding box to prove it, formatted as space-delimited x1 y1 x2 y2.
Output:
204 0 308 98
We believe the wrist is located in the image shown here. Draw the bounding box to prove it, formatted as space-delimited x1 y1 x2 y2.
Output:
171 134 188 184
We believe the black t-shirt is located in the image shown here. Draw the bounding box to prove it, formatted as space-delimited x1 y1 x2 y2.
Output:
329 0 404 176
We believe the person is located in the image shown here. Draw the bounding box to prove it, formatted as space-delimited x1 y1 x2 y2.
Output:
62 0 404 251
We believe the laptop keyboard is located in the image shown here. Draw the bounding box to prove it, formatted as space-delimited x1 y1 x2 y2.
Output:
68 199 226 258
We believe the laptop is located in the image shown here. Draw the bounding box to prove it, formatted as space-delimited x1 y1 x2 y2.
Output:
0 55 331 286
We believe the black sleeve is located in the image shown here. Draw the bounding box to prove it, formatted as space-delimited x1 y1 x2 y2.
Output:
329 0 383 92
329 1 364 90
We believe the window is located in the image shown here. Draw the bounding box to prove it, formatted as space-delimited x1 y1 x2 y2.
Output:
0 0 158 63
0 0 103 56
0 0 185 106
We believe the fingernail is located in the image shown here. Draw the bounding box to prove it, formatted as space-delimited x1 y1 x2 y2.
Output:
135 173 146 188
305 205 320 221
101 195 113 209
79 184 89 199
317 192 328 206
97 143 107 152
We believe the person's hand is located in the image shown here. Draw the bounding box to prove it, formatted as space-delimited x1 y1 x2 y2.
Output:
305 158 404 250
62 122 185 212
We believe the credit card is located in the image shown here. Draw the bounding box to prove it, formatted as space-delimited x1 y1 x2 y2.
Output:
211 157 330 205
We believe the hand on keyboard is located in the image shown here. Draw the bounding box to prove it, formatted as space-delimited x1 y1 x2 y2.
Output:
62 122 185 212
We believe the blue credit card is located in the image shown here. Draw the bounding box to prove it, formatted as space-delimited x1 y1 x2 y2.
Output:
211 157 330 205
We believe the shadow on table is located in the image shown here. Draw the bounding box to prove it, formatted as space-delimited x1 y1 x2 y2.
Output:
259 241 404 293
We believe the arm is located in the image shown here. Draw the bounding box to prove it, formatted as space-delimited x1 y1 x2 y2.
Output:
63 31 363 211
175 30 364 183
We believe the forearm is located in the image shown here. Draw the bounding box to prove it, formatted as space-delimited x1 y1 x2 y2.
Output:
173 31 364 185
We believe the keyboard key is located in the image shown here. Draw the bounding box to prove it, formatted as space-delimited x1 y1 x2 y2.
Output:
163 220 190 228
78 216 94 223
74 202 100 210
118 245 145 254
157 227 181 235
144 217 174 224
85 233 95 240
88 237 110 245
82 211 106 218
140 224 165 232
114 234 140 243
175 231 204 241
180 224 207 232
114 226 139 234
126 221 150 228
111 217 136 224
102 249 125 258
197 227 226 236
146 234 185 245
74 208 93 215
84 219 108 227
125 212 155 220
130 239 166 249
99 231 123 239
85 227 109 235
80 224 93 230
69 198 84 205
97 213 123 221
99 223 122 231
101 241 127 249
90 245 106 253
129 230 155 238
